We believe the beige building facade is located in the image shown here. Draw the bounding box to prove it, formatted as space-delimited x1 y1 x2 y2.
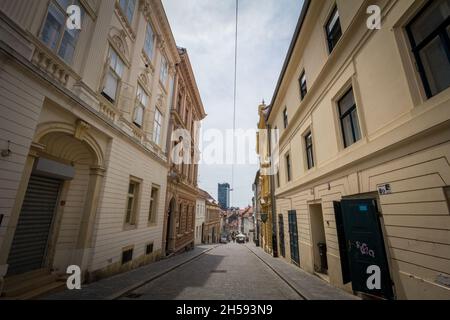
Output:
261 0 450 299
162 47 206 255
195 196 206 245
0 0 186 296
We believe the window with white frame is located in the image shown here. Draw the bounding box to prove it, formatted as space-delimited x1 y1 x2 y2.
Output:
148 186 159 224
144 23 155 60
40 0 85 63
134 85 148 127
102 47 125 102
407 0 450 98
160 55 168 84
153 108 163 145
325 5 342 53
119 0 136 24
125 179 140 225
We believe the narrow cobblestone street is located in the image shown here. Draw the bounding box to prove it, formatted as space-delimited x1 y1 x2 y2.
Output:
120 243 302 300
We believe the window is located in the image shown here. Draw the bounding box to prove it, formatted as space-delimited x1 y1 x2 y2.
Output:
283 107 288 129
125 179 140 225
148 186 159 224
407 0 450 98
338 88 361 148
305 131 314 169
144 23 155 59
325 5 342 53
299 70 307 100
160 55 168 84
285 153 292 182
153 108 163 144
119 0 136 24
273 126 279 144
134 85 148 127
102 48 125 102
121 248 133 265
40 0 85 63
145 243 154 255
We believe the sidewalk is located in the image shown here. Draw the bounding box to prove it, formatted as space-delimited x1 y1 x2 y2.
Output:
245 243 359 300
43 245 218 300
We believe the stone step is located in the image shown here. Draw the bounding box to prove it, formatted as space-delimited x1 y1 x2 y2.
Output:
2 273 59 297
15 281 67 300
3 268 50 287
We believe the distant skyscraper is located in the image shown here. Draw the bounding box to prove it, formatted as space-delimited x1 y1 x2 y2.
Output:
218 183 230 209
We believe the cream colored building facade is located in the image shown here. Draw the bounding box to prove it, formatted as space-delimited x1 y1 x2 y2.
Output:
0 0 183 296
195 196 206 245
162 47 206 255
262 0 450 299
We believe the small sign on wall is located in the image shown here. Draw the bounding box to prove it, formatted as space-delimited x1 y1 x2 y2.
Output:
377 184 392 195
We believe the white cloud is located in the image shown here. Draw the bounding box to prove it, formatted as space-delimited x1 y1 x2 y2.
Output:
163 0 304 206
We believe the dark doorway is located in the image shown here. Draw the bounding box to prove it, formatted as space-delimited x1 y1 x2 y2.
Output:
335 198 394 299
288 210 300 265
165 198 175 255
309 203 328 274
7 174 62 276
278 214 285 257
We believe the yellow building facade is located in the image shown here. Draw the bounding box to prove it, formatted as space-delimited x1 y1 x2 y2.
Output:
263 0 450 299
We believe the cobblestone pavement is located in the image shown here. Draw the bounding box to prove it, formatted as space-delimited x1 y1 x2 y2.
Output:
120 243 303 300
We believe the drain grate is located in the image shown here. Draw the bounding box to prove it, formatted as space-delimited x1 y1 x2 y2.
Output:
125 293 143 299
210 270 227 273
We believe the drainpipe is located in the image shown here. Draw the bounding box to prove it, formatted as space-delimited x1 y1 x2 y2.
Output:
267 124 278 257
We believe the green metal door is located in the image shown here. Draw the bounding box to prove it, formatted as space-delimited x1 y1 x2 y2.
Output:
288 210 299 265
340 199 394 299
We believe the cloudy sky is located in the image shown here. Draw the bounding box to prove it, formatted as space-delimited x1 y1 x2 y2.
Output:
163 0 304 207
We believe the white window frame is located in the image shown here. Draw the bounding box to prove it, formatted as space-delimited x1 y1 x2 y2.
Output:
144 23 155 60
39 0 85 63
133 84 148 127
160 55 168 85
102 47 125 102
153 108 163 145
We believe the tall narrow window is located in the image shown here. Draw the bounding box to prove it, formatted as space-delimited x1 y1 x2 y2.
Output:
325 5 342 53
285 153 292 182
119 0 136 24
160 55 168 84
407 0 450 98
305 131 314 169
125 179 140 225
153 108 163 145
283 107 288 129
276 171 280 188
40 0 85 63
102 48 125 102
134 85 148 127
148 186 159 224
299 70 307 100
338 88 361 148
144 23 155 59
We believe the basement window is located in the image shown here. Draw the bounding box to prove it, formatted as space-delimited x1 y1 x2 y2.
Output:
146 243 154 255
121 248 133 265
